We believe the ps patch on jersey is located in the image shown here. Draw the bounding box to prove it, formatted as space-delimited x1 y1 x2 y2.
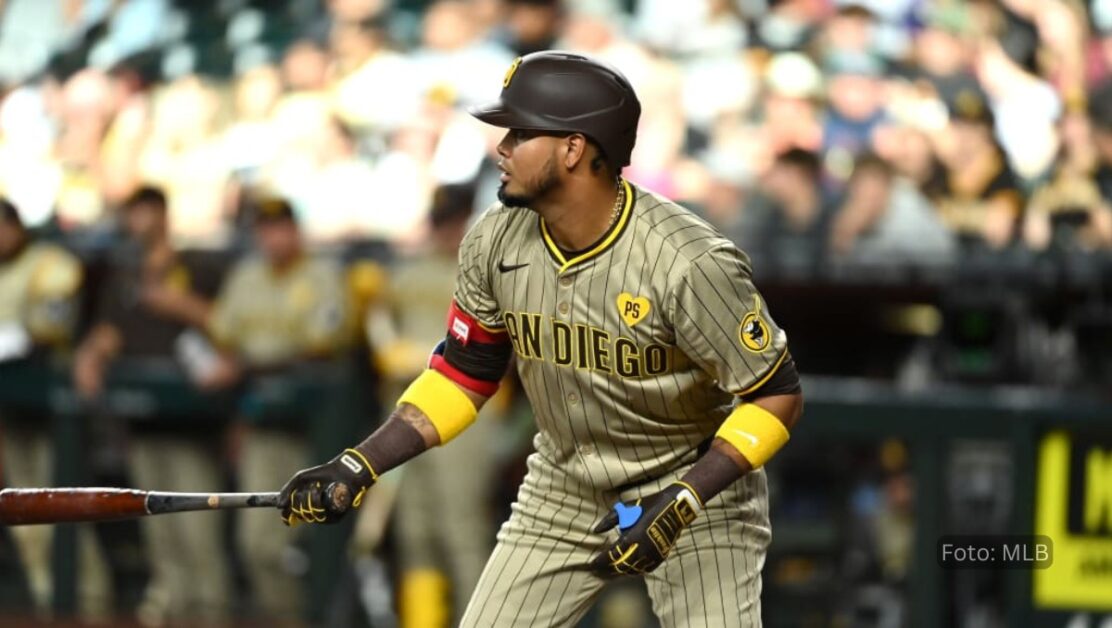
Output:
617 293 650 327
738 296 771 353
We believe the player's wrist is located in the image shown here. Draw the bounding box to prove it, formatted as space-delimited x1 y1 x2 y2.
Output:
677 446 745 508
329 448 378 489
667 481 704 512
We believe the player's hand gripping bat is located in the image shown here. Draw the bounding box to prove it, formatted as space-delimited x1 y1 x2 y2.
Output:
0 484 350 525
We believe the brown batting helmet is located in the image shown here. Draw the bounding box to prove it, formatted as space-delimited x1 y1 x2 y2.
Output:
469 50 641 169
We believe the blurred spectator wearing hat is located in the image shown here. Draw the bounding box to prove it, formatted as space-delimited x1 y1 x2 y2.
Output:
362 184 504 627
827 152 957 266
0 198 113 621
72 186 230 625
204 197 350 622
1022 88 1112 252
759 52 824 158
499 0 566 56
820 3 877 57
0 200 82 359
910 2 981 106
821 49 889 187
751 0 826 53
923 89 1024 249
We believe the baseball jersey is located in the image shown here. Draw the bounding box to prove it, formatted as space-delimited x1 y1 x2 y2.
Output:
369 253 460 380
0 242 82 348
209 255 349 367
454 180 788 492
96 251 192 358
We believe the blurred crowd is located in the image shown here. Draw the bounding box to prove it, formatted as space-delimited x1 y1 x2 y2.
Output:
0 0 1110 262
2 0 1112 626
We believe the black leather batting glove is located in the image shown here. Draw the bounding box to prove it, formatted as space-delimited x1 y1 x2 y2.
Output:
590 481 703 578
278 448 377 526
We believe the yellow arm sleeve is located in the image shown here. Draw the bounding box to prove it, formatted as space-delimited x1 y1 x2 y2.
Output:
715 403 790 469
397 369 479 444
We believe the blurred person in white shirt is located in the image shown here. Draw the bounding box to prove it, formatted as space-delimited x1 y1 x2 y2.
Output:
99 60 155 207
139 75 234 245
409 0 515 108
558 0 655 89
974 40 1062 180
223 63 284 185
275 115 379 245
1023 103 1112 252
53 69 116 230
330 15 422 136
0 83 63 229
634 0 748 58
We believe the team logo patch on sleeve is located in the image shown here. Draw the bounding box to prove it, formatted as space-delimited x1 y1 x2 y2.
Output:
617 293 651 327
738 296 771 353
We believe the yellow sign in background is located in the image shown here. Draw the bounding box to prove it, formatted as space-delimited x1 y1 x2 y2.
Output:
1034 431 1112 610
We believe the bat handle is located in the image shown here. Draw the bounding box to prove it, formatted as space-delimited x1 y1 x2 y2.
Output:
325 482 351 515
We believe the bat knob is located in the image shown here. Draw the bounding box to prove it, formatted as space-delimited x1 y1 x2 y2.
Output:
325 482 351 515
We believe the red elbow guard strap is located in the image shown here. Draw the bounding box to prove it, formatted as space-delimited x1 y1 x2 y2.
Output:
431 301 512 397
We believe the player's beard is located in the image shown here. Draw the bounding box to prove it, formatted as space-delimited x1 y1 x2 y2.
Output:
498 154 561 210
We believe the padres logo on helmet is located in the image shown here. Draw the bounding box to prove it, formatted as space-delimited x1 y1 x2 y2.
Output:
738 297 771 353
503 57 522 88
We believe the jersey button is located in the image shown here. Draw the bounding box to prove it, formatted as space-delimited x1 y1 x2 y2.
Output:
579 443 595 456
557 302 570 316
567 392 579 405
559 276 573 288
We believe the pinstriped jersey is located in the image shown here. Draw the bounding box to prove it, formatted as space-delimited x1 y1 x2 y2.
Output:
454 180 789 492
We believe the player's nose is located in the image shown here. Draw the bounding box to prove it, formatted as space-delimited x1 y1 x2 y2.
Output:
496 131 514 160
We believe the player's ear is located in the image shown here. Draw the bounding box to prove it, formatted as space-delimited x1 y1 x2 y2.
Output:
563 133 588 171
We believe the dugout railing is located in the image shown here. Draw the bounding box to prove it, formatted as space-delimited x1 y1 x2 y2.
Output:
0 356 368 624
2 362 1109 626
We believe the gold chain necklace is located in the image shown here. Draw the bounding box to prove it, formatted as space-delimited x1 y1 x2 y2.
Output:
609 179 624 227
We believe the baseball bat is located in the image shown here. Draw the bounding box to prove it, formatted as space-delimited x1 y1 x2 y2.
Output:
0 484 350 525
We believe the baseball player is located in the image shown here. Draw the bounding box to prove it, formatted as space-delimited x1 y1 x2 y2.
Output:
72 187 230 624
365 184 504 627
280 51 804 627
0 198 113 620
207 197 351 621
